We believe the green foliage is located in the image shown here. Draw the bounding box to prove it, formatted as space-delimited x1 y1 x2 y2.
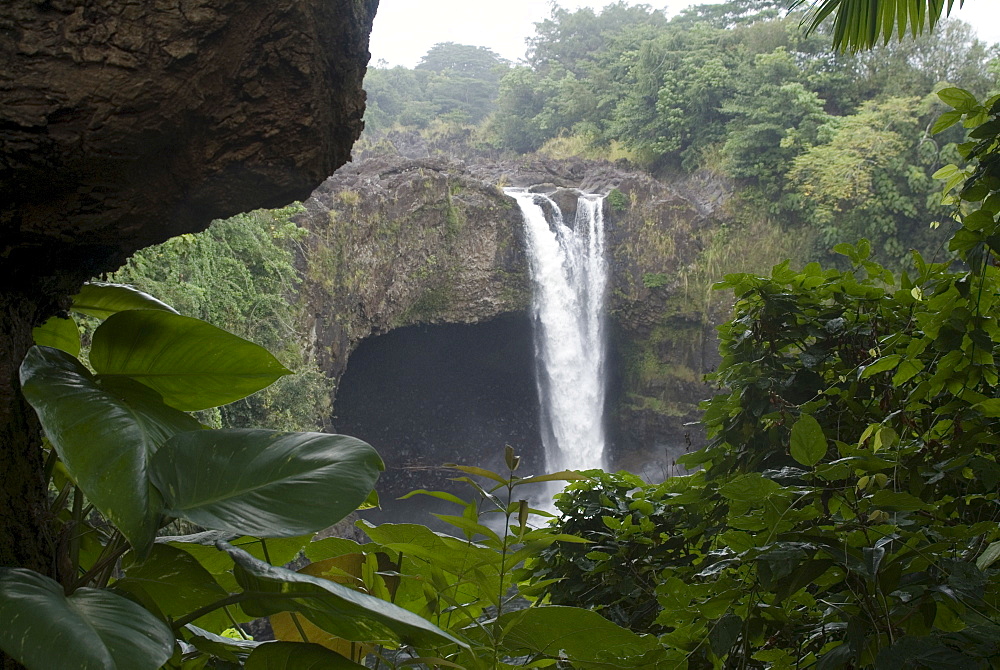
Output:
528 97 1000 668
535 246 1000 667
316 455 681 668
108 205 331 432
528 470 682 634
3 284 460 670
364 43 508 137
608 187 629 211
787 96 954 267
933 88 1000 273
797 0 965 52
642 272 670 289
9 290 680 668
0 568 174 670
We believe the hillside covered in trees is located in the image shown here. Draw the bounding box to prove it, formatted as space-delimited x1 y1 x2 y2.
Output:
362 0 997 267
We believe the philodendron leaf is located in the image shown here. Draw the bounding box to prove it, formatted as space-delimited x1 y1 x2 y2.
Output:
221 543 463 648
90 310 290 411
183 625 261 663
32 315 81 357
71 282 178 319
150 429 383 537
115 544 229 623
245 642 368 669
19 346 201 553
496 606 667 668
0 568 173 670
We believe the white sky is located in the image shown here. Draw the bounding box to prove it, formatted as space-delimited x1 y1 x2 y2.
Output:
369 0 1000 68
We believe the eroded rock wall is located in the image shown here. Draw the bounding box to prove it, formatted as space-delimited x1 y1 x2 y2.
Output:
294 157 530 391
295 156 725 474
2 0 376 288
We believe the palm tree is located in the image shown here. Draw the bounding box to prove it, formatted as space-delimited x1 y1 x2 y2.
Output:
793 0 966 51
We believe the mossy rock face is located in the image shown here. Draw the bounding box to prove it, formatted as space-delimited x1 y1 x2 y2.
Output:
293 155 742 478
294 157 532 383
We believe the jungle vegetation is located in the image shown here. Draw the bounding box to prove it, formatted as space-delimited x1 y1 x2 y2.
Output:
2 1 999 669
361 0 997 268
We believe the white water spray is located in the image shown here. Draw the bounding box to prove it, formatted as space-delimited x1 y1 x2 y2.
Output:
506 188 608 472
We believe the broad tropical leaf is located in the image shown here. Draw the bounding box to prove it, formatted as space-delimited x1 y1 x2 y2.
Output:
32 316 80 357
496 606 668 668
245 642 368 669
90 310 290 411
221 543 464 648
271 556 374 660
114 544 229 629
150 429 383 536
0 568 173 670
795 0 963 51
19 346 201 553
182 625 261 663
790 414 827 467
71 282 178 319
357 521 501 580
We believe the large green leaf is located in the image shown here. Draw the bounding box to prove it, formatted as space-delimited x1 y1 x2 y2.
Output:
89 310 290 411
221 543 463 648
245 642 367 669
32 316 81 357
162 533 314 598
114 544 229 628
497 606 667 668
0 568 173 670
183 625 261 663
150 429 383 537
19 346 201 553
71 282 178 319
790 414 827 467
357 521 501 580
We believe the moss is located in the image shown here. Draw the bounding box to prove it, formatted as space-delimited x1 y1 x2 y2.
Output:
624 393 693 418
642 272 670 289
400 283 455 324
608 188 628 212
444 190 463 239
493 269 530 309
336 190 361 207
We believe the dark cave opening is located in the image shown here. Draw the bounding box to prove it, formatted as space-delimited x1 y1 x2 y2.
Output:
332 313 543 525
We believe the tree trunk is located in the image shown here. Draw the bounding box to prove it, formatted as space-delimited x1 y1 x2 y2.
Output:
0 294 55 576
0 290 66 670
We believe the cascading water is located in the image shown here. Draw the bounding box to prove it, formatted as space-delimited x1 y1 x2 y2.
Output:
506 188 609 473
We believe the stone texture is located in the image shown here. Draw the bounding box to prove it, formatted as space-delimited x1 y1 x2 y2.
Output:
295 156 531 388
2 0 377 288
294 155 724 475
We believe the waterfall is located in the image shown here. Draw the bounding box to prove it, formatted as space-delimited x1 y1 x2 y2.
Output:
506 188 608 472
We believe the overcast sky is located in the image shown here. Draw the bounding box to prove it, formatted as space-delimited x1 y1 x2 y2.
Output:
369 0 1000 68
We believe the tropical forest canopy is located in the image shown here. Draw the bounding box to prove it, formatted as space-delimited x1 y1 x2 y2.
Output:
362 0 998 267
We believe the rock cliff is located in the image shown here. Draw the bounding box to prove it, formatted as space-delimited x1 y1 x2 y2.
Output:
294 155 727 476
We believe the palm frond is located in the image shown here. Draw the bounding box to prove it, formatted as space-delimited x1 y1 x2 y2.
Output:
791 0 964 51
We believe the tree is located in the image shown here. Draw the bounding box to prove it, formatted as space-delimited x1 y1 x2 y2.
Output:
787 96 954 266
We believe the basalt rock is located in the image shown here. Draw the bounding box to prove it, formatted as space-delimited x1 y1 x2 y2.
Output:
295 155 725 476
2 0 376 288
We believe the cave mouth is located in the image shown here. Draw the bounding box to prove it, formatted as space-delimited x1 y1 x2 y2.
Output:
333 313 543 526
